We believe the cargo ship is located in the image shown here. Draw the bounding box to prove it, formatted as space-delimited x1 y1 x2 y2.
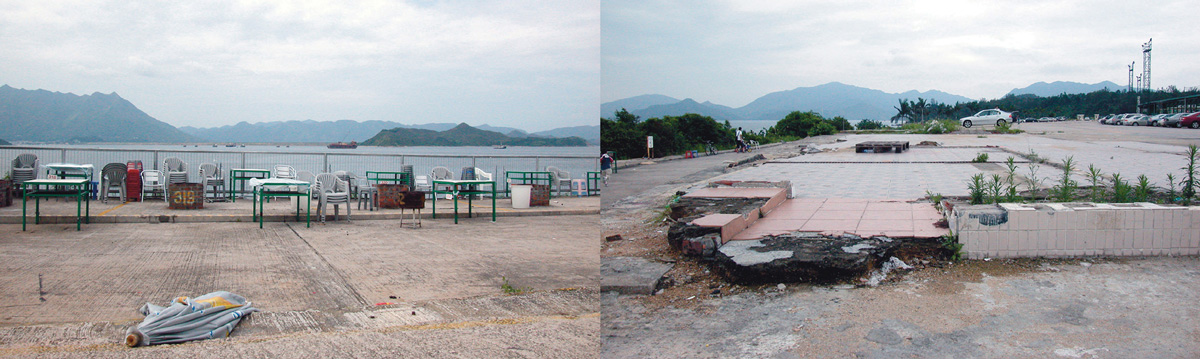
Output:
327 141 358 149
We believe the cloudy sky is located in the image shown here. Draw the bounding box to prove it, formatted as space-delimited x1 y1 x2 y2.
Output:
603 0 1200 108
0 0 598 132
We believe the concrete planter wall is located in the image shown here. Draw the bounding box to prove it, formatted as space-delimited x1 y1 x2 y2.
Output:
950 202 1200 259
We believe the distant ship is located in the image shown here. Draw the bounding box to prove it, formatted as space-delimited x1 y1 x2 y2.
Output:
493 145 507 149
328 141 358 149
225 143 237 147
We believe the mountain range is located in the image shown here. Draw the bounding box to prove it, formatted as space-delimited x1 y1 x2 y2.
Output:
180 120 598 145
0 85 196 143
603 81 1119 122
362 123 587 147
0 85 597 145
1006 81 1121 97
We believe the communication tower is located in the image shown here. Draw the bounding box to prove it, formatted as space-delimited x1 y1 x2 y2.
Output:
1141 38 1152 91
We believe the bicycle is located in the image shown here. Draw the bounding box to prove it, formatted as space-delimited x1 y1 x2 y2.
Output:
704 141 718 156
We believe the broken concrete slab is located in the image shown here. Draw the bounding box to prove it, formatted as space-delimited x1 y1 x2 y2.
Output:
601 257 674 295
714 234 944 284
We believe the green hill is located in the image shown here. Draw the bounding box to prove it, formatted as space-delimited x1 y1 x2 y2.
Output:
363 123 586 146
0 85 196 143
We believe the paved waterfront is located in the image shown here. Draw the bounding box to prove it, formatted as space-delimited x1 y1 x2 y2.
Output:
0 215 599 357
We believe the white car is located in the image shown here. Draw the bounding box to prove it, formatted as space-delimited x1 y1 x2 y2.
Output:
959 109 1015 128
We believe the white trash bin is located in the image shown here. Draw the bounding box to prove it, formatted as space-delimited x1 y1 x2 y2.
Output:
511 184 532 209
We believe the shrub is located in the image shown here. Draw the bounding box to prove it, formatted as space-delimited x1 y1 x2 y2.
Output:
971 153 989 163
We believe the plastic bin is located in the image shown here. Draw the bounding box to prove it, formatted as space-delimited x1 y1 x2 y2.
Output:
511 184 531 209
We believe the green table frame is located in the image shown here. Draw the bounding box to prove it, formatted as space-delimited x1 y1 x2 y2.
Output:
586 171 601 196
431 179 496 224
365 171 413 187
252 180 311 229
504 171 553 198
229 169 271 202
45 164 96 198
21 178 90 231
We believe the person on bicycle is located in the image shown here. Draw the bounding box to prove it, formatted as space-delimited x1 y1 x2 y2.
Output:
600 152 614 186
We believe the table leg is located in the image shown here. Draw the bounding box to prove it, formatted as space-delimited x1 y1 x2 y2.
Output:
258 190 264 229
21 187 27 231
84 188 90 224
252 188 257 222
76 191 81 231
306 193 311 228
295 194 300 222
35 196 40 225
491 183 496 222
453 187 459 224
431 189 437 219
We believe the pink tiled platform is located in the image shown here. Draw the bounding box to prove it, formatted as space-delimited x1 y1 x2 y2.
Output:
683 187 787 199
731 198 948 240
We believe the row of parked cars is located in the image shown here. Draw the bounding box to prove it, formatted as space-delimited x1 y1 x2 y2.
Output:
1098 112 1200 128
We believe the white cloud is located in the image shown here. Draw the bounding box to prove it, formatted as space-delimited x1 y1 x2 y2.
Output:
603 0 1200 105
0 0 599 131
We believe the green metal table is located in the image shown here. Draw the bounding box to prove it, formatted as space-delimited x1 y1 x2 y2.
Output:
229 168 271 202
504 171 553 198
365 171 413 187
431 179 496 224
21 178 90 231
586 171 601 196
44 163 96 198
250 178 311 229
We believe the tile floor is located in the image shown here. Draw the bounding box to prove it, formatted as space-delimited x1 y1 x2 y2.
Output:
731 198 949 240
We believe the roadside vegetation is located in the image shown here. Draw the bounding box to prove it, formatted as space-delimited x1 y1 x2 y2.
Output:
963 146 1200 205
600 109 853 160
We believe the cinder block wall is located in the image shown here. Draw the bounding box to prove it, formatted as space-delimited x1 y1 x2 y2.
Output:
951 202 1200 259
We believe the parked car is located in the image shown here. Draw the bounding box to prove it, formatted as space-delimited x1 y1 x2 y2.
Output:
1180 112 1200 129
1124 114 1151 126
959 108 1014 128
1149 114 1170 126
1113 113 1137 125
1098 115 1114 124
1165 112 1191 128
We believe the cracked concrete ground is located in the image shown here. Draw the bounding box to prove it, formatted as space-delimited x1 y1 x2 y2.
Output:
0 216 599 357
601 122 1200 358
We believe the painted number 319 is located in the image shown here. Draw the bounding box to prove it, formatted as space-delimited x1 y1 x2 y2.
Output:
172 190 197 205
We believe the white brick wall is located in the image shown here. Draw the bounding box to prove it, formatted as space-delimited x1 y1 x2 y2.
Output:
954 203 1199 258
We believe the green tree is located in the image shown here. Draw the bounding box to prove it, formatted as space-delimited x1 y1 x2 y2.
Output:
856 119 885 130
769 111 825 138
808 122 837 137
828 116 853 131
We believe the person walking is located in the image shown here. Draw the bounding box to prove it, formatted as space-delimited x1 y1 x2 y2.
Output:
735 127 745 153
599 151 614 186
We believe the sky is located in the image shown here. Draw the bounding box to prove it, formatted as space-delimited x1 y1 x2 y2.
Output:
603 0 1200 109
0 0 599 132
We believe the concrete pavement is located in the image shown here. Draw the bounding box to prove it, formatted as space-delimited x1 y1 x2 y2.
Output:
0 215 599 357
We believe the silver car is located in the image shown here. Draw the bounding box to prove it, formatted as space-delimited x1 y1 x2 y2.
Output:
959 109 1014 128
1124 114 1151 126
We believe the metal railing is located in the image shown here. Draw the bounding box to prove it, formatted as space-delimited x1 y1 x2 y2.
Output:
1 146 598 193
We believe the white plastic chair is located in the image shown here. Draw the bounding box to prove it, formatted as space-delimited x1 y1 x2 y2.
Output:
546 166 572 195
10 153 38 186
163 157 188 184
141 170 166 201
316 173 351 222
199 163 224 202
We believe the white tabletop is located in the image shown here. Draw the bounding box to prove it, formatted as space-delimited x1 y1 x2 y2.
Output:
43 163 94 173
24 178 89 185
248 178 310 187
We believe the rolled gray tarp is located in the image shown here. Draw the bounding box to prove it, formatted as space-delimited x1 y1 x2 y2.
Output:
125 291 259 347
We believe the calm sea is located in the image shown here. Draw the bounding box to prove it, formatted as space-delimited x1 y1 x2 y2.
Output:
5 144 600 185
